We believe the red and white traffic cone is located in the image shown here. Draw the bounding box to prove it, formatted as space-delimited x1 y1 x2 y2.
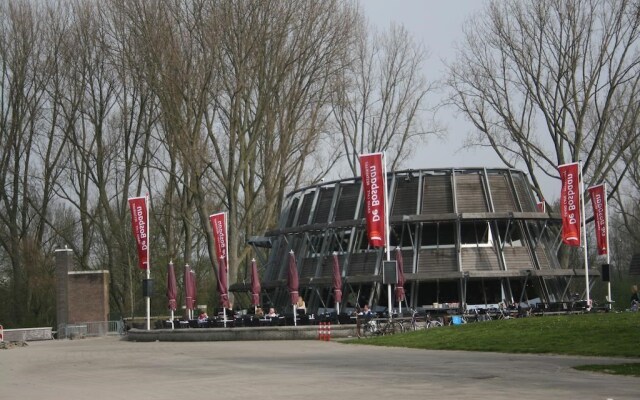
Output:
325 322 331 341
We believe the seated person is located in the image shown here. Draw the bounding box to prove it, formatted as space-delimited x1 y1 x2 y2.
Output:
357 304 374 319
266 307 278 318
197 310 208 326
296 296 306 313
255 307 264 318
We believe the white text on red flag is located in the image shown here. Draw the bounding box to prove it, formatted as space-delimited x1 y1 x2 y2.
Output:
128 196 149 270
558 162 581 247
359 153 386 248
588 184 608 255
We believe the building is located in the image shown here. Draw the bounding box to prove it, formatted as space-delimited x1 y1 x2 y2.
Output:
240 168 594 314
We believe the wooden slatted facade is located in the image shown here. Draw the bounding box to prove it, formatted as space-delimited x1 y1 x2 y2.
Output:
347 251 379 276
417 248 458 274
421 174 453 214
334 183 359 221
488 173 516 212
297 193 314 226
313 187 335 223
455 173 488 213
392 178 419 216
252 168 571 312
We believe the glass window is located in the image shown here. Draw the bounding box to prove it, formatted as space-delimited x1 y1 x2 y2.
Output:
495 221 523 247
307 234 325 257
327 229 352 253
460 222 491 246
420 222 456 247
390 224 414 247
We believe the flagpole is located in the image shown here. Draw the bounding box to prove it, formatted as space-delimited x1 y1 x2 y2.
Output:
221 256 227 328
604 183 612 310
579 163 590 309
145 194 151 331
170 261 174 330
226 213 229 311
382 152 393 318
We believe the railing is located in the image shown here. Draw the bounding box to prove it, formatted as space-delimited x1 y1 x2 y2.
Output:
58 320 125 339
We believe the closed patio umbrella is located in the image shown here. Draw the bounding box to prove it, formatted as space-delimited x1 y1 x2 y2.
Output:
332 252 343 315
167 261 177 328
288 250 299 326
395 248 406 313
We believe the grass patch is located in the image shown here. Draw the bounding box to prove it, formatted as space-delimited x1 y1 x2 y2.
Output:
345 312 640 358
574 363 640 377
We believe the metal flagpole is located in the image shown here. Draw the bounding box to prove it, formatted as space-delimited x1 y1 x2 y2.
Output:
579 163 590 308
145 194 151 331
382 152 392 318
170 260 174 330
221 255 227 328
225 212 230 327
604 183 612 310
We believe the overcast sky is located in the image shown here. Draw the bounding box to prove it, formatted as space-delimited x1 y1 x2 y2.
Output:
362 0 560 200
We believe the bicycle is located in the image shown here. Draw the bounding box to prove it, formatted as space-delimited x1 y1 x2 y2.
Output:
424 313 443 329
403 308 424 331
361 317 404 337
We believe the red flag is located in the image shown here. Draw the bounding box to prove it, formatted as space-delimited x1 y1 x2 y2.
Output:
167 262 177 311
588 184 608 255
332 253 343 304
359 153 386 248
250 259 261 306
209 212 230 308
395 248 406 302
128 196 149 270
287 251 299 305
558 162 581 247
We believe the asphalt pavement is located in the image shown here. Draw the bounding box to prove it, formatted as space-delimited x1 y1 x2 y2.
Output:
0 336 636 400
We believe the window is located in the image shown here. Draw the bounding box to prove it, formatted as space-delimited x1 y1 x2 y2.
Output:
460 222 492 247
389 224 414 248
306 233 325 257
495 221 523 247
420 222 455 248
327 229 352 253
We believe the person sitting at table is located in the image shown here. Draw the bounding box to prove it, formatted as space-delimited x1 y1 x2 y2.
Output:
359 304 373 317
255 307 264 318
197 310 208 327
296 296 306 313
266 307 278 318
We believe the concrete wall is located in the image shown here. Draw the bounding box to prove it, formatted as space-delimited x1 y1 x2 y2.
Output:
127 325 358 342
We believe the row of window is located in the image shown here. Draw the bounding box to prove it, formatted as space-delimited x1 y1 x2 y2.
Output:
305 221 526 257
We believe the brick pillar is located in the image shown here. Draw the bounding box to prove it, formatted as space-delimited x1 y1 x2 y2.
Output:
55 248 73 336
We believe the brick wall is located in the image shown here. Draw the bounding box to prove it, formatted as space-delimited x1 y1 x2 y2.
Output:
67 271 110 324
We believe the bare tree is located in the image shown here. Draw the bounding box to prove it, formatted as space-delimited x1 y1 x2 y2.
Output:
446 0 640 203
0 2 67 325
204 0 358 288
331 16 438 176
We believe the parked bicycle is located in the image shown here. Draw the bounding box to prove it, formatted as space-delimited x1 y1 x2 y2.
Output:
424 313 443 329
361 317 404 337
400 309 443 331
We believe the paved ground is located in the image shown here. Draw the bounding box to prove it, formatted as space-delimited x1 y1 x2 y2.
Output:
0 336 637 400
